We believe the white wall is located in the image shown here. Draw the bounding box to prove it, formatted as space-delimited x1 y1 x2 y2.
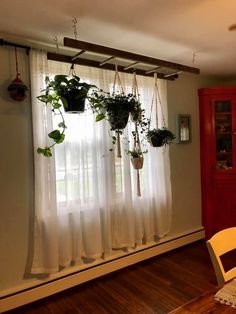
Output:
167 74 227 236
0 46 33 291
0 46 230 294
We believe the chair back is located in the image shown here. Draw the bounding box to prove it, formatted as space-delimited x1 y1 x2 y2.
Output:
207 227 236 285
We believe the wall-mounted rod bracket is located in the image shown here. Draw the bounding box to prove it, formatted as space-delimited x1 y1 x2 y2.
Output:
0 39 31 55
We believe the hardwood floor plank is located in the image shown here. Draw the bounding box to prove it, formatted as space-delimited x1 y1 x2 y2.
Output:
7 240 219 314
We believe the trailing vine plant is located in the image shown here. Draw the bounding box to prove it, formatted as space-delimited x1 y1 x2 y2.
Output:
37 74 96 157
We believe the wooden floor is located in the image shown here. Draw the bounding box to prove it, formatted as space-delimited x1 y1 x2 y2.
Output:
8 240 219 314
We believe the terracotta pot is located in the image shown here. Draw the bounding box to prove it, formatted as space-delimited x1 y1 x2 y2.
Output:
131 156 144 169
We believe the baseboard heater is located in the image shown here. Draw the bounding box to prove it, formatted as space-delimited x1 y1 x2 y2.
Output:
0 228 204 313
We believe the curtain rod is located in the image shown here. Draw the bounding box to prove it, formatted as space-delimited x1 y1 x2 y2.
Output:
0 39 31 54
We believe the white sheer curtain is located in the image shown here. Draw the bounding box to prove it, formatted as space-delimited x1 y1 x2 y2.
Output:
30 49 172 274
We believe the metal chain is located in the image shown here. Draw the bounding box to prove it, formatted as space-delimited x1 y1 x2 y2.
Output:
72 18 78 40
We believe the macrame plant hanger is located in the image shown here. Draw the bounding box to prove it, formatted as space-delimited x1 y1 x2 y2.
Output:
112 64 125 158
150 72 166 132
132 71 142 196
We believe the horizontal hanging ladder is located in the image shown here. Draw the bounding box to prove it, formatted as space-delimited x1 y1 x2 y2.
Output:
47 52 179 80
62 37 200 78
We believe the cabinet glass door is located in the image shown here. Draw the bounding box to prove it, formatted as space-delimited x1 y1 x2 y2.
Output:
214 100 233 170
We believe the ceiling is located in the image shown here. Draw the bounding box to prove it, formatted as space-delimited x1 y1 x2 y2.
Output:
1 0 236 78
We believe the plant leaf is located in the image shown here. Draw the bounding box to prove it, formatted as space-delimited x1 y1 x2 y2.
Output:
37 95 50 103
48 130 61 140
60 96 68 109
55 133 65 144
58 122 66 128
37 147 52 157
52 102 62 109
96 113 105 122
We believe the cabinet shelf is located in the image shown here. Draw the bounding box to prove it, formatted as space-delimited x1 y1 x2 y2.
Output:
216 152 232 155
216 132 232 135
215 112 231 115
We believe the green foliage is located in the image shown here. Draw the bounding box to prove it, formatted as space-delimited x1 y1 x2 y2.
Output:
127 148 148 158
147 127 176 146
95 113 106 122
90 91 145 151
37 147 52 157
48 130 65 144
90 92 141 126
37 74 96 157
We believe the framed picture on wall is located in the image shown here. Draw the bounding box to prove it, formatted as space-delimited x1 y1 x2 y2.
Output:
176 114 191 143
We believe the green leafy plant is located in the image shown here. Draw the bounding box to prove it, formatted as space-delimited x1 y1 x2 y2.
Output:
90 92 141 123
127 147 147 170
127 147 148 158
147 127 175 147
90 91 142 147
37 75 96 157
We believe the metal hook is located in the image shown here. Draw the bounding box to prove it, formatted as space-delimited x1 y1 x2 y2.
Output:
192 52 197 64
53 36 59 53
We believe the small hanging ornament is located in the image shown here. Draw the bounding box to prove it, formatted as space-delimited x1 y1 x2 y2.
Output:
8 47 28 101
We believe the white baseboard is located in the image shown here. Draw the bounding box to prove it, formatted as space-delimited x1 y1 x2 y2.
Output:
0 228 205 313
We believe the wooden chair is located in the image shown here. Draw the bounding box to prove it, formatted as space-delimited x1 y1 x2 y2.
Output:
207 227 236 285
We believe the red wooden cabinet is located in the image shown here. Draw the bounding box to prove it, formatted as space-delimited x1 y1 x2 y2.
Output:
198 87 236 239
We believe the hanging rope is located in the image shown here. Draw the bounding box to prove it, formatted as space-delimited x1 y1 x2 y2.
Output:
14 47 20 79
7 45 28 101
150 72 166 129
112 64 124 95
135 119 142 197
112 64 125 158
132 71 142 197
132 72 141 151
132 71 139 99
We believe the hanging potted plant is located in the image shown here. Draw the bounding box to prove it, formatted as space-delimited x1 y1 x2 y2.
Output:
90 91 142 156
147 127 175 147
127 148 147 169
37 75 96 157
91 92 141 128
127 145 147 197
126 107 148 197
39 75 96 113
